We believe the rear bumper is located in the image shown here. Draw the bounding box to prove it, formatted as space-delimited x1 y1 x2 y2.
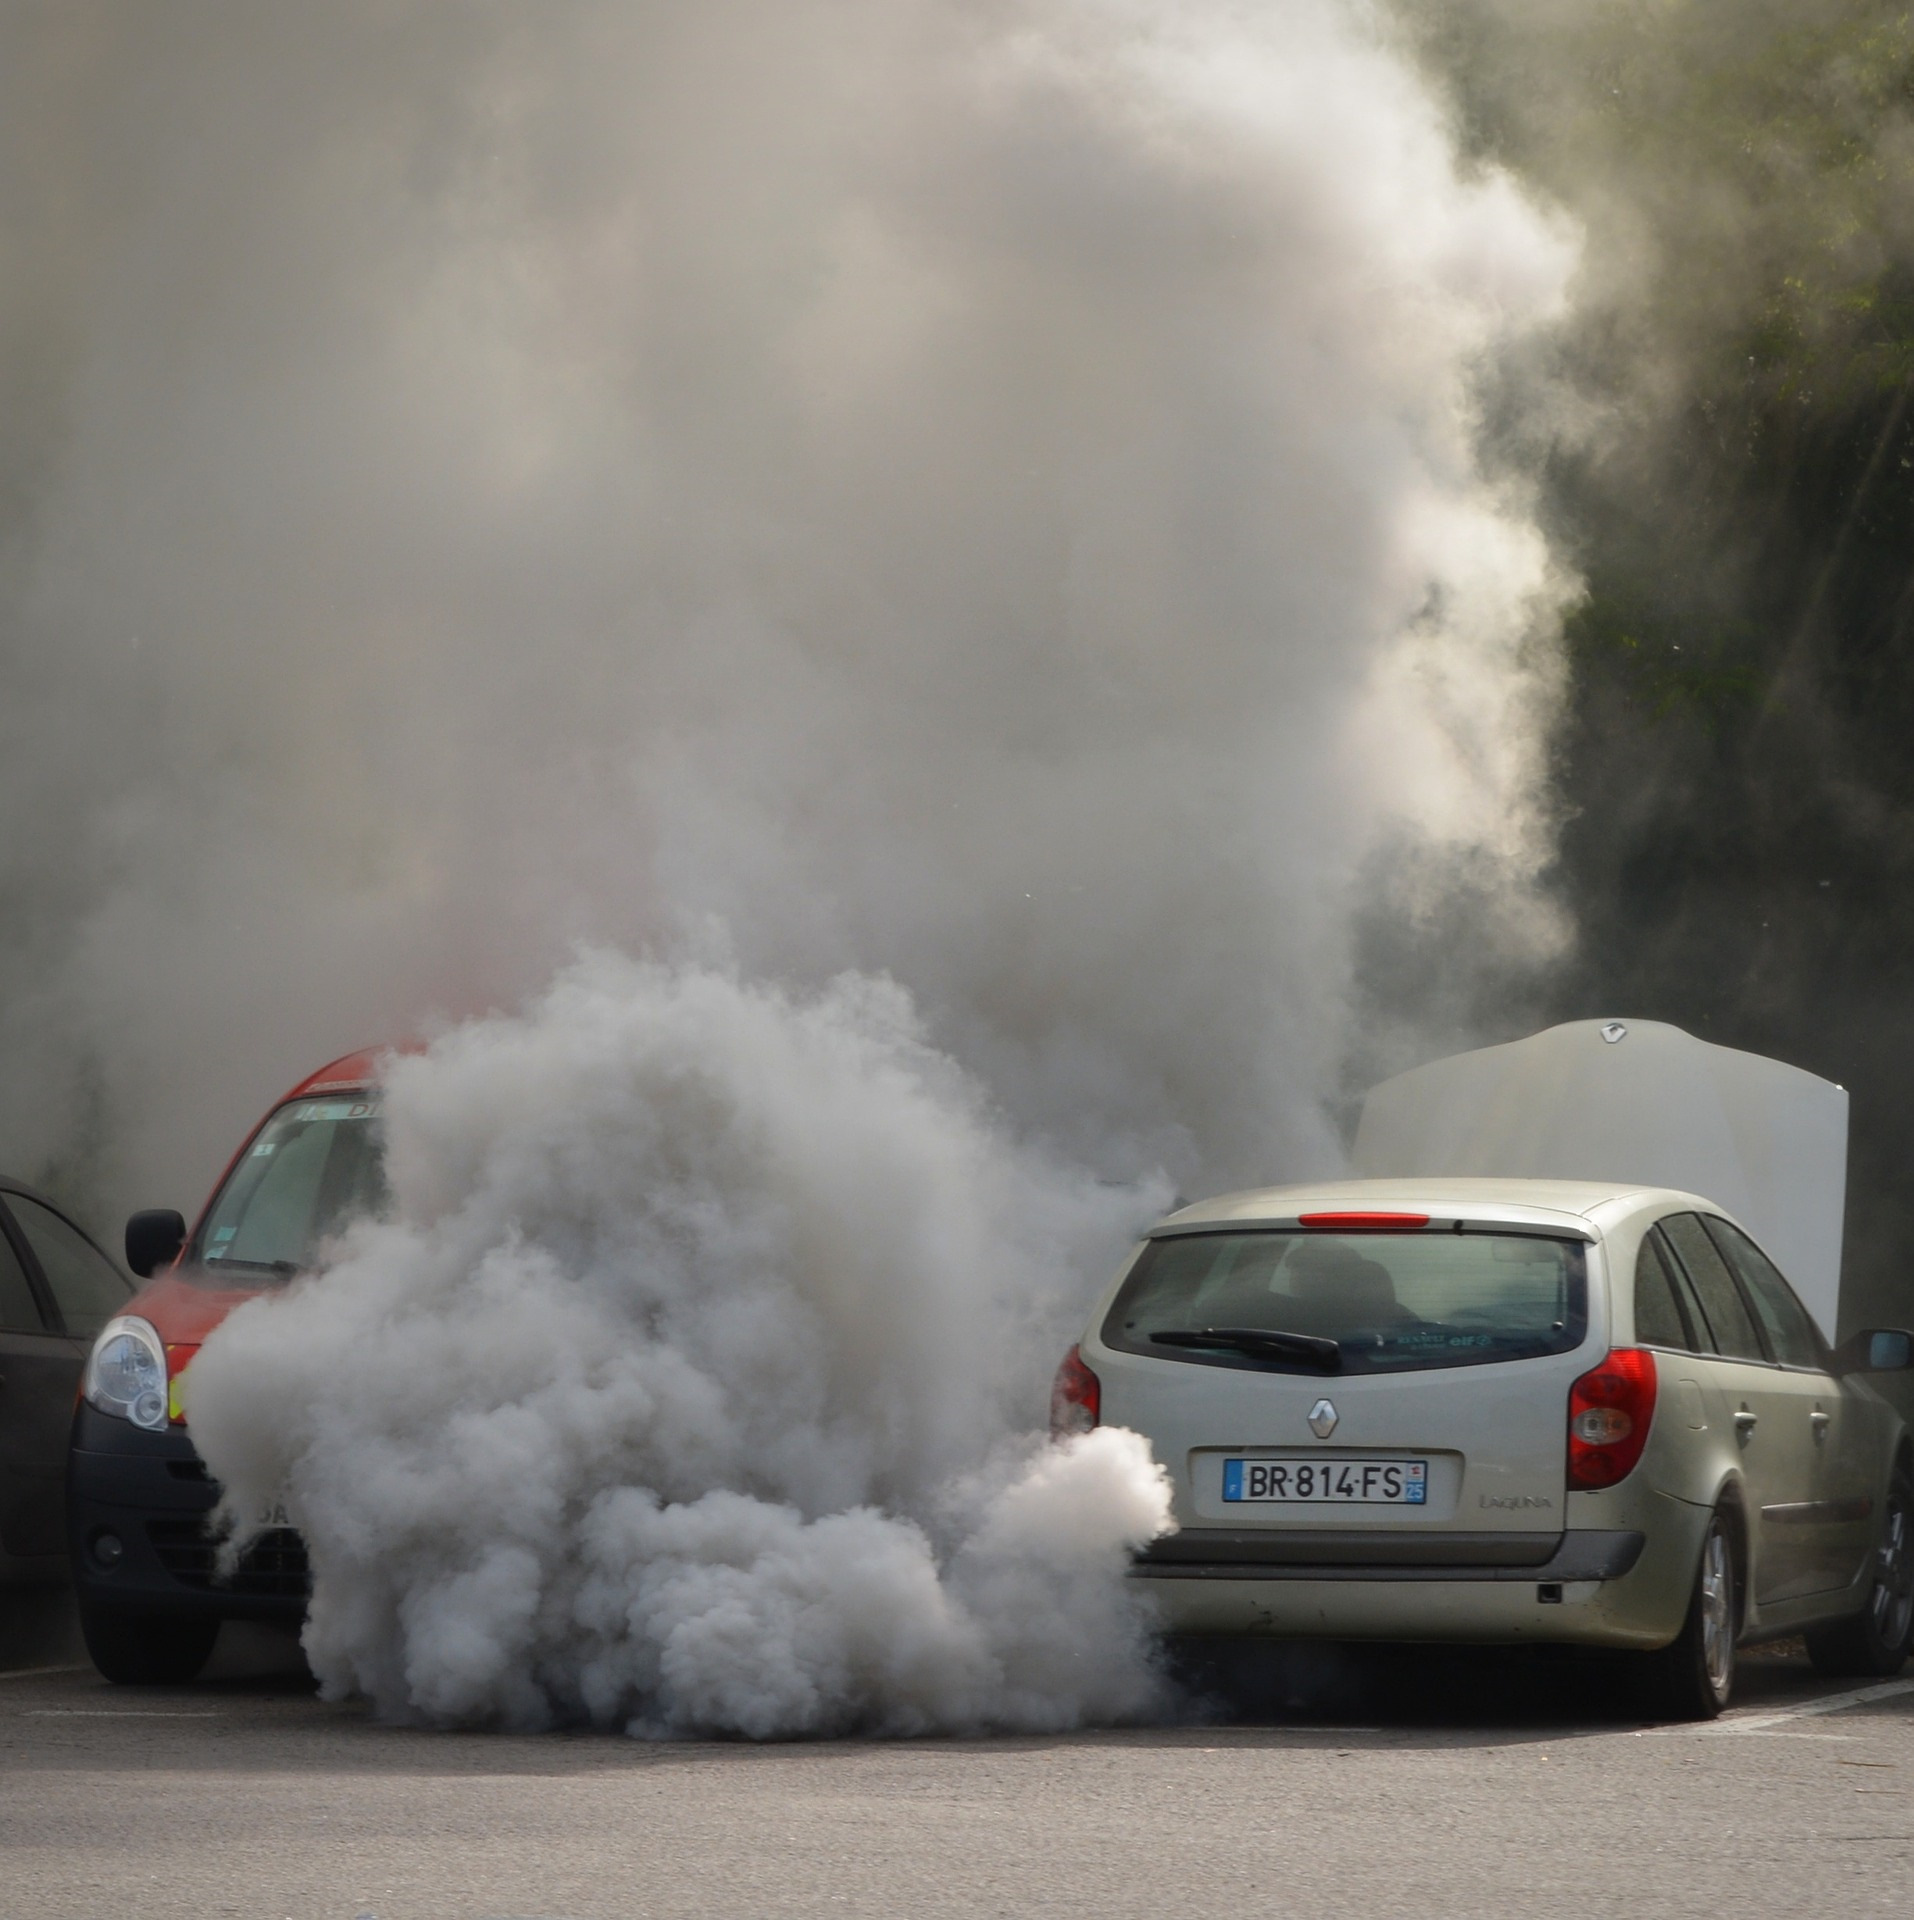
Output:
66 1405 308 1625
1134 1529 1643 1582
1131 1517 1703 1648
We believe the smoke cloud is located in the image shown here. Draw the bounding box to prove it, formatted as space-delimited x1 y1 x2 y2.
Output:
2 0 1573 1213
6 2 1580 1731
187 956 1174 1735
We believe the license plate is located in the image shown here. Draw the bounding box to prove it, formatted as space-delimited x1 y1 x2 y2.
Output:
1223 1458 1427 1504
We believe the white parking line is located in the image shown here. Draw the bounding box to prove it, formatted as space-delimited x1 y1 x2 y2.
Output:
0 1665 89 1682
1697 1678 1914 1735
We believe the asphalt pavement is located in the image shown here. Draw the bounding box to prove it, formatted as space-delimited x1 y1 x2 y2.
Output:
2 1622 1911 1920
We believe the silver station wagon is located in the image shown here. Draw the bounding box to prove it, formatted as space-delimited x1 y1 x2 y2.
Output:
1055 1029 1914 1719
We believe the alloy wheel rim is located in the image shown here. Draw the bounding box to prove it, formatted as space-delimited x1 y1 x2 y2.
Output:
1869 1492 1914 1649
1700 1528 1733 1697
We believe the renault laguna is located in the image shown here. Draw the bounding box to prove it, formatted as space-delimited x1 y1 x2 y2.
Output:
1053 1023 1914 1720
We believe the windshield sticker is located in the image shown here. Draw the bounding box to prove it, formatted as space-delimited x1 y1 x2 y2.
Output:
288 1099 383 1124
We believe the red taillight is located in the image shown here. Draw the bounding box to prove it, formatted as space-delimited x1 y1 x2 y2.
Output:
1297 1211 1431 1231
1050 1345 1100 1440
1567 1347 1657 1491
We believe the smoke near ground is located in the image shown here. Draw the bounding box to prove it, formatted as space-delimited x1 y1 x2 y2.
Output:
5 3 1581 1732
188 955 1173 1736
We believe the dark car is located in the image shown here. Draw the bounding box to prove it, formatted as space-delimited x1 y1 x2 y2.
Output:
67 1049 387 1684
1 1181 135 1587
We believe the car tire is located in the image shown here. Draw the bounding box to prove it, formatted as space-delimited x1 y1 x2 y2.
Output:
1805 1463 1914 1679
1638 1509 1738 1721
78 1605 219 1686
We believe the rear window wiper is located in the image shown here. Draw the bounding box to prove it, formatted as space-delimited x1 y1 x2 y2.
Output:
1149 1327 1342 1373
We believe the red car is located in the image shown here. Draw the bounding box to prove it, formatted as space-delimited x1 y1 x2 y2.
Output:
67 1049 387 1683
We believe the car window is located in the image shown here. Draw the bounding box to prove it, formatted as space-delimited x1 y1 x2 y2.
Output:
1102 1229 1587 1375
1703 1217 1825 1370
0 1217 48 1333
1648 1226 1717 1354
7 1196 133 1338
1633 1231 1694 1349
1659 1212 1768 1362
198 1096 388 1275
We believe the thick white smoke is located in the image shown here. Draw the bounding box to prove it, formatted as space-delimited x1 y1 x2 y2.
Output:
187 954 1174 1736
1 0 1573 1212
7 2 1581 1734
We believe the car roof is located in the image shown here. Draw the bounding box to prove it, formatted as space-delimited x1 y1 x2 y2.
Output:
0 1176 126 1267
1153 1176 1720 1239
0 1173 96 1216
281 1044 415 1100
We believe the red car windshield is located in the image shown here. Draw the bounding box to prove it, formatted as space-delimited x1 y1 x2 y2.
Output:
196 1096 388 1277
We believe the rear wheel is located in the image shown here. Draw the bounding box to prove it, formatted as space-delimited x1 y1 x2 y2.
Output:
78 1605 219 1686
1805 1465 1914 1679
1638 1510 1737 1721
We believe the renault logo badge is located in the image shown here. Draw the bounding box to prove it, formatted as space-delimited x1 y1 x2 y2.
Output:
1600 1021 1628 1044
1308 1397 1339 1438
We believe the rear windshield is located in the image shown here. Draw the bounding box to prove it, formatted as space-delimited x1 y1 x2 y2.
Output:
1102 1229 1588 1376
196 1096 388 1278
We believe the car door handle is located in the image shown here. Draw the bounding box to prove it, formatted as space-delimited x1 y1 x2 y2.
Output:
1734 1408 1758 1439
1810 1410 1831 1440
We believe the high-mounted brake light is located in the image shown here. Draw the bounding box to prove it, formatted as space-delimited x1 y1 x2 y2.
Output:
1567 1347 1657 1490
1297 1211 1431 1231
1050 1345 1100 1440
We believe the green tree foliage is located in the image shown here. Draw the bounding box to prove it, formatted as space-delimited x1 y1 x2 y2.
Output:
1389 0 1914 1324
